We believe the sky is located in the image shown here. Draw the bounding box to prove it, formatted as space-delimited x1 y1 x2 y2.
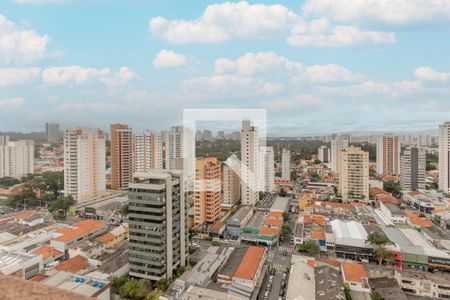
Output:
0 0 450 136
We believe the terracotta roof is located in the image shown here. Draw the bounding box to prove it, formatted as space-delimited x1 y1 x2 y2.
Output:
0 274 93 300
310 230 325 240
15 210 34 220
53 220 106 243
32 246 63 260
233 247 265 280
307 259 315 267
259 227 279 236
209 222 225 231
316 258 341 268
28 274 48 282
267 211 283 219
95 232 115 243
263 218 283 227
303 214 325 226
55 255 88 273
409 217 433 228
342 262 367 283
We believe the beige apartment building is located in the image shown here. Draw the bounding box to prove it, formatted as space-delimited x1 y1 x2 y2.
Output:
241 120 260 206
133 130 163 172
222 154 241 209
194 157 221 227
376 134 400 175
338 146 369 202
110 124 133 190
0 137 34 179
64 129 106 203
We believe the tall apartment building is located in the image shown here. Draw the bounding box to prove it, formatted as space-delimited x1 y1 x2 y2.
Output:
222 154 241 208
241 120 260 205
163 126 194 170
110 124 133 190
338 146 369 202
134 130 163 172
260 146 274 192
331 137 349 173
64 129 106 203
128 171 188 281
439 122 450 193
45 123 60 144
376 134 400 175
0 137 34 179
194 157 221 226
318 146 330 163
400 147 426 191
281 149 291 181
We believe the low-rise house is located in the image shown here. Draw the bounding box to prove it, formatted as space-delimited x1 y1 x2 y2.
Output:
94 225 127 248
341 262 369 291
31 245 64 269
50 220 108 252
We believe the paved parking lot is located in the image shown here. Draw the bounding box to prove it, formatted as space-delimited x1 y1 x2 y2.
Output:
263 251 291 300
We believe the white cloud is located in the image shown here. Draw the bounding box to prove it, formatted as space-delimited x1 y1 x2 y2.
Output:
0 14 52 64
288 23 395 47
0 67 41 86
0 97 26 107
302 0 450 25
214 51 303 75
414 67 450 82
301 64 364 83
264 95 322 110
149 1 299 44
319 80 422 98
54 102 120 112
153 49 187 69
42 65 138 87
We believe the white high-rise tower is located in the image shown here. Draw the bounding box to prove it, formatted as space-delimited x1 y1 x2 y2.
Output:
331 137 349 173
241 120 260 205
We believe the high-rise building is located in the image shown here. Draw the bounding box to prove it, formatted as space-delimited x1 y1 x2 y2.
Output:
439 122 450 193
222 154 241 208
64 129 106 203
260 146 274 192
164 126 184 170
128 170 188 281
241 120 260 206
0 137 34 179
194 157 221 226
400 147 426 191
281 149 291 180
331 137 349 173
318 146 330 163
45 123 60 144
338 146 369 202
376 134 400 175
134 130 163 173
110 124 133 190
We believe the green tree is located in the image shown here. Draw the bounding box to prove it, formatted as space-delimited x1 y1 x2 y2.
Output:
146 289 162 300
343 283 352 300
119 278 151 300
49 196 75 214
371 291 382 300
112 276 128 289
0 177 20 188
283 212 289 222
42 171 64 200
281 224 292 236
383 181 400 197
304 240 320 256
372 246 394 265
9 185 38 208
120 203 129 216
176 266 187 277
366 232 391 246
156 278 171 292
313 159 321 164
279 189 287 197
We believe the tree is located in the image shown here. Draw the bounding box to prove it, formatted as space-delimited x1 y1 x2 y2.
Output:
156 278 171 292
0 177 20 188
291 170 298 181
49 196 75 214
283 212 289 223
371 291 383 300
372 246 394 265
120 203 129 216
383 181 400 197
119 278 151 300
112 276 128 289
343 283 352 300
146 289 162 300
313 159 321 164
366 232 391 246
42 171 64 200
304 240 320 256
281 224 292 236
176 266 186 277
279 189 287 197
9 185 38 208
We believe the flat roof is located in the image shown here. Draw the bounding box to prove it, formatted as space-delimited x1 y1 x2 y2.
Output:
219 247 247 277
270 196 290 212
229 205 252 223
53 220 106 243
342 262 368 283
383 203 404 215
233 246 264 281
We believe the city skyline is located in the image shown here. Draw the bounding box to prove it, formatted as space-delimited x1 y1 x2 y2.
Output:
1 1 450 135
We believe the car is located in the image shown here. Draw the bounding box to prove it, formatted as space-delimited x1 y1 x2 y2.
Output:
264 291 269 297
282 273 287 280
270 268 276 275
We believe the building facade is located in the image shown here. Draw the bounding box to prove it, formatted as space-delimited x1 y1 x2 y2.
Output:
222 154 241 208
281 149 291 181
331 137 349 173
0 137 34 179
338 146 369 201
128 171 188 281
134 130 163 173
376 134 401 175
318 146 330 163
439 122 450 193
45 123 60 144
110 124 133 190
260 146 274 192
400 147 426 191
241 120 260 206
64 129 106 203
194 157 221 226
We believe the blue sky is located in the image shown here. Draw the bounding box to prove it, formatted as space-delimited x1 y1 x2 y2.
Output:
1 0 450 136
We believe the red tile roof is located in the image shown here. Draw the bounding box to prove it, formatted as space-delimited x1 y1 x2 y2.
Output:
342 262 367 283
267 211 283 219
32 246 63 260
234 247 265 280
310 230 325 240
259 227 279 236
263 218 283 227
95 232 115 243
53 220 106 243
55 255 88 273
15 210 34 220
304 214 325 226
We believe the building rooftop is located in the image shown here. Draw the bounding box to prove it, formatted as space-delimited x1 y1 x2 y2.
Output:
218 247 247 277
263 218 283 227
233 246 264 281
342 262 368 283
55 255 88 273
270 196 290 212
53 220 106 243
229 205 252 223
383 203 404 216
31 246 63 261
259 227 279 236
